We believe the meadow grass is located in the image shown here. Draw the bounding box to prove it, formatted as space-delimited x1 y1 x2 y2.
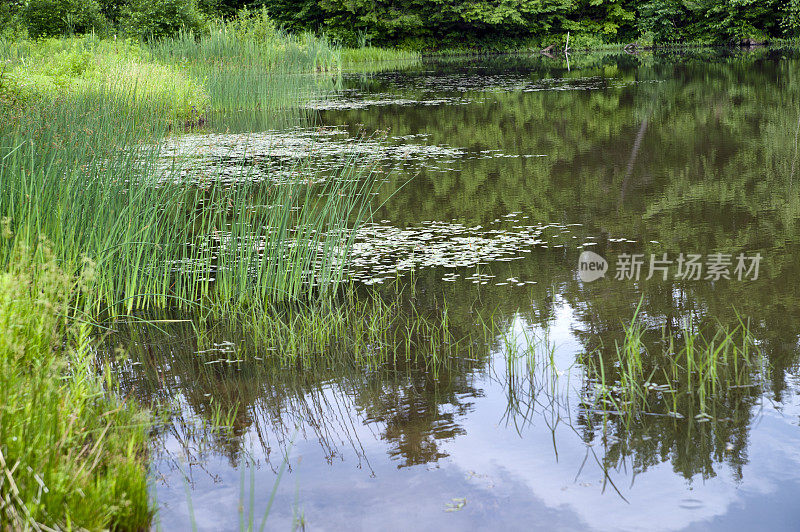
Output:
0 36 209 121
0 26 420 131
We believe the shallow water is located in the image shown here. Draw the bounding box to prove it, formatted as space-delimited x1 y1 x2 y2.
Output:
128 49 800 530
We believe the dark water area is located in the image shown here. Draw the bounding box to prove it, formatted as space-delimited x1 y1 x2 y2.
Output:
122 49 800 530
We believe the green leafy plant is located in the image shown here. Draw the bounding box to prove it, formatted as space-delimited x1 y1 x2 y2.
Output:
22 0 107 38
0 242 151 529
120 0 206 41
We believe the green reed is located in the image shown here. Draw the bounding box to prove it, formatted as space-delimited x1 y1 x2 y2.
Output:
490 317 574 434
580 308 770 420
100 285 483 491
110 285 475 376
147 24 342 130
0 84 380 317
339 46 421 68
0 41 380 527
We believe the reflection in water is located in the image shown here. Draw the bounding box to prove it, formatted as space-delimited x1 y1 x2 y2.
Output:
118 49 800 530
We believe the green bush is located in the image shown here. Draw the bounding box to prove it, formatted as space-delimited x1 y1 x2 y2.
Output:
227 6 281 43
783 0 800 37
0 2 23 38
121 0 205 41
22 0 107 38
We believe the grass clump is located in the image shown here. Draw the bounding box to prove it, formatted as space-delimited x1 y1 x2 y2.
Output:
581 306 769 421
151 15 341 73
112 284 479 377
339 46 421 69
148 25 339 128
0 242 150 530
0 72 379 317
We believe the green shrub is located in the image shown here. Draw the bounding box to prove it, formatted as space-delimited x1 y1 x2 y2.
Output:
783 0 800 37
0 1 24 38
97 0 127 23
22 0 107 38
227 6 282 43
121 0 205 41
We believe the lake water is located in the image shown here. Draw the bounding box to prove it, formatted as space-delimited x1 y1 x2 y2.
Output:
118 49 800 530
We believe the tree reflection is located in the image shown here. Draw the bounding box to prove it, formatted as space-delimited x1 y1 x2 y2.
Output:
104 49 800 490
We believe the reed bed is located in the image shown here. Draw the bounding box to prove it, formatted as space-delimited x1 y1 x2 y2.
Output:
0 23 391 529
148 23 341 130
144 11 421 129
107 285 479 383
0 85 381 317
339 46 421 69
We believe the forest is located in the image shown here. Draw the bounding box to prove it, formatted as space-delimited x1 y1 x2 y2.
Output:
3 0 800 48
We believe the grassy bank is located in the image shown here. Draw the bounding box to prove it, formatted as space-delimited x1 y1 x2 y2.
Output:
1 14 420 127
0 36 209 120
0 24 407 528
0 245 150 529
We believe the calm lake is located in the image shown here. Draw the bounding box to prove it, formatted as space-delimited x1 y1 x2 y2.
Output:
116 49 800 530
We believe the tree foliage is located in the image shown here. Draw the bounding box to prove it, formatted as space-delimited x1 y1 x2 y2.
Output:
7 1 800 52
120 0 205 40
247 0 800 46
21 0 107 38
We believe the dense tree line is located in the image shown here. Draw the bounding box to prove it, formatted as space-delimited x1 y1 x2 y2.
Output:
262 0 800 47
3 0 800 46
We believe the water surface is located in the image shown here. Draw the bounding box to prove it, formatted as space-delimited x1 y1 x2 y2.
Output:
122 49 800 531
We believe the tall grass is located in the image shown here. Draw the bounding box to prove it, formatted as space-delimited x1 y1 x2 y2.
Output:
339 46 421 69
0 36 209 121
0 84 380 317
145 10 420 130
148 23 340 130
0 244 150 529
